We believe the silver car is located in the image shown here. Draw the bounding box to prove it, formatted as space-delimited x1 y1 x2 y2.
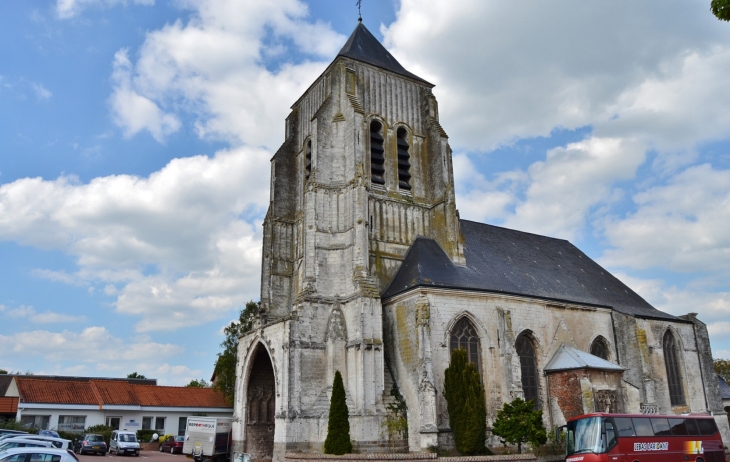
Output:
0 440 53 452
0 447 79 462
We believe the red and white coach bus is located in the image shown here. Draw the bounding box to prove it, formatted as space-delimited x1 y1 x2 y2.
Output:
563 413 725 462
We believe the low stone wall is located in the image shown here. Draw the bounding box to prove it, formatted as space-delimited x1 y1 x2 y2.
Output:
140 442 160 452
285 453 538 462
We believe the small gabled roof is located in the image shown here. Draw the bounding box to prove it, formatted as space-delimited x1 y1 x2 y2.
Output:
545 343 625 373
337 21 431 86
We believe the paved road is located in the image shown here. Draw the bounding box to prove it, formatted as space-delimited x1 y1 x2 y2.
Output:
77 451 189 462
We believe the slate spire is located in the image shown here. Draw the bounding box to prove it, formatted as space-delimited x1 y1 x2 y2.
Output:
337 22 431 85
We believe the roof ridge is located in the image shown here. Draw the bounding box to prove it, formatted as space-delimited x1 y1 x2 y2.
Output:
88 380 104 409
459 219 571 243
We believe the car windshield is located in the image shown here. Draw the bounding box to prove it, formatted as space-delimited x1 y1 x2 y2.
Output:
174 437 184 442
119 435 136 443
87 436 103 442
567 417 603 455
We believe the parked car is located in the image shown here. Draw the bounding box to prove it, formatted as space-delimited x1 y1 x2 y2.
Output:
0 439 54 451
0 446 79 462
159 436 184 454
0 431 27 438
15 437 71 450
109 431 139 457
72 434 107 456
37 432 60 439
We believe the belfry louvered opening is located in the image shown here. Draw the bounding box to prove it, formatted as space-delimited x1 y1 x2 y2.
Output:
305 139 312 181
396 127 411 190
370 120 385 185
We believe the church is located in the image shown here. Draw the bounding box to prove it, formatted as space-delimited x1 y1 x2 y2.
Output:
231 21 730 461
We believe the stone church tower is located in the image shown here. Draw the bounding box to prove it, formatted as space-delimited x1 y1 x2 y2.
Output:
233 21 460 460
233 20 729 462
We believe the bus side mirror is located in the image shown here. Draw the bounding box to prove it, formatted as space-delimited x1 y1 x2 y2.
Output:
556 425 566 442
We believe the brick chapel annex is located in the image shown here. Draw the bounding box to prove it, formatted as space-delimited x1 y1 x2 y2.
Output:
231 20 730 461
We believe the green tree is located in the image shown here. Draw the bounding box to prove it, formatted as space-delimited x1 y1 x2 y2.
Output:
492 398 547 454
714 358 730 382
323 370 352 455
127 372 146 379
0 370 7 374
712 0 730 21
186 378 210 388
444 349 487 455
212 300 259 403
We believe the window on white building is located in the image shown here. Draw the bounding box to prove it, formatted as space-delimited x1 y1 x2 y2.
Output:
178 417 187 437
20 415 50 430
154 417 166 432
142 417 153 430
106 416 121 430
58 415 86 432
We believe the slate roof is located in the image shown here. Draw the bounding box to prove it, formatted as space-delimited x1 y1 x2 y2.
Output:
337 21 431 85
718 375 730 400
382 220 681 321
544 343 625 373
14 377 231 408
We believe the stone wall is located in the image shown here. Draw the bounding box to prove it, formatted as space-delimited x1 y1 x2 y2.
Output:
284 454 540 462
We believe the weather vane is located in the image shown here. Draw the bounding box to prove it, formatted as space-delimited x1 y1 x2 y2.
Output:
357 0 362 22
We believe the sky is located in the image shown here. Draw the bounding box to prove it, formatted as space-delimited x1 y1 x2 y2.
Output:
1 0 730 386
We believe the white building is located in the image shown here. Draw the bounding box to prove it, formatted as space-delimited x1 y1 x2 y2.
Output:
4 376 232 437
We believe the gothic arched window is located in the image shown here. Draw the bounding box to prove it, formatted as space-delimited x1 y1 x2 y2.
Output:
590 336 610 361
663 330 685 406
370 121 385 185
450 317 480 370
304 139 312 181
516 334 538 407
396 127 411 190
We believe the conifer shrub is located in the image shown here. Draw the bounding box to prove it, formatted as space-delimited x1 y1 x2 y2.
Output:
492 398 547 454
444 349 487 455
323 370 352 455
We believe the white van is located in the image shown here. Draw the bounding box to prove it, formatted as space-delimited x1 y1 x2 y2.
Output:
109 430 140 457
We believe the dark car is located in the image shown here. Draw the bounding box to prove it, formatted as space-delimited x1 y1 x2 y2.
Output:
73 434 108 455
158 436 184 454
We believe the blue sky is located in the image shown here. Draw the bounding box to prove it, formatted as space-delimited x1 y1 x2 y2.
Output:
1 0 730 385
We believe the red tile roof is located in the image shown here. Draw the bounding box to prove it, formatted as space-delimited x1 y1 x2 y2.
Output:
15 378 231 409
16 378 99 405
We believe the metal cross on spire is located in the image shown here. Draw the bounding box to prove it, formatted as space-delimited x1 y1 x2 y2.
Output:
357 0 362 22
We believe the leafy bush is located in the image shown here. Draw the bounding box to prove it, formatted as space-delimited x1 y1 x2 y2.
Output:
57 430 82 443
444 349 487 455
136 429 158 443
323 370 352 455
492 398 547 454
0 419 36 432
533 427 566 456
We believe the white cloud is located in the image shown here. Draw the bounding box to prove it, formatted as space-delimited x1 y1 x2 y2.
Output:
56 0 154 19
0 146 268 330
602 164 730 273
109 0 344 146
0 326 181 362
4 305 86 324
384 0 730 152
110 49 181 142
31 83 52 100
455 138 646 240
